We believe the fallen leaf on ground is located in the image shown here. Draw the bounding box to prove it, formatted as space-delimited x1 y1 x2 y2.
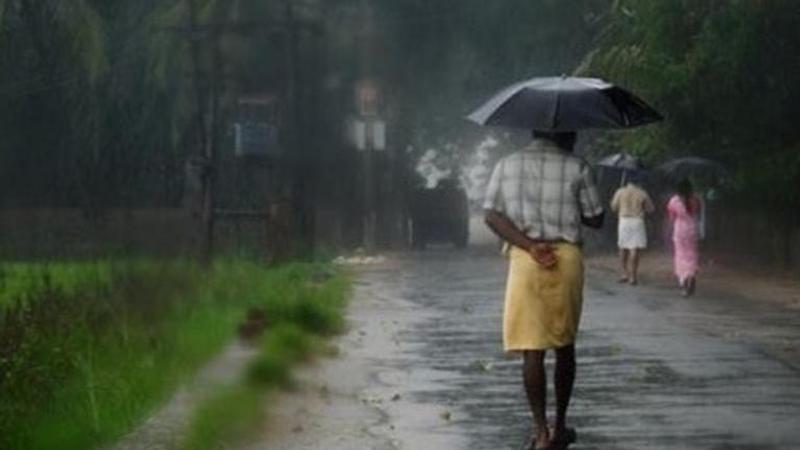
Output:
476 360 494 372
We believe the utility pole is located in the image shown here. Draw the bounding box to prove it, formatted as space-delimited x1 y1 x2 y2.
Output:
364 121 377 252
282 0 323 254
186 0 211 264
203 25 223 265
185 0 224 265
283 0 307 252
358 0 378 254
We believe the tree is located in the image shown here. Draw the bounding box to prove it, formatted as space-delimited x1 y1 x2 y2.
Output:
580 0 800 264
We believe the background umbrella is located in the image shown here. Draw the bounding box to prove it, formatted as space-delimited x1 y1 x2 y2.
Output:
467 76 663 131
656 157 730 183
596 152 644 171
595 152 646 187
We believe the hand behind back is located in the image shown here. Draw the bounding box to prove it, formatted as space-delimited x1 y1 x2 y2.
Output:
529 243 557 269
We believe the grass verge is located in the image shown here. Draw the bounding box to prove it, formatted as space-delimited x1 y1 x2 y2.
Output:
180 270 349 450
179 386 265 450
0 259 347 450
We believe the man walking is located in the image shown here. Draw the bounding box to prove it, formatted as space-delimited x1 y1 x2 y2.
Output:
484 131 604 450
610 173 655 285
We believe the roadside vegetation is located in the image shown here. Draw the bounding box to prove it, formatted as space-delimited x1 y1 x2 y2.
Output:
0 260 348 450
180 279 348 450
581 1 800 225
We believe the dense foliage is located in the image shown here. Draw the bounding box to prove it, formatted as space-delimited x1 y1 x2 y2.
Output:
580 0 800 211
0 0 287 211
1 1 173 209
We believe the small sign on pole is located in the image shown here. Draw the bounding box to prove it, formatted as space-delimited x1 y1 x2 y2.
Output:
234 122 280 157
351 119 367 151
373 120 386 151
234 95 280 158
348 117 386 152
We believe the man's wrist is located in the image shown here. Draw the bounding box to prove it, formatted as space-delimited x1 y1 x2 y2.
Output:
526 240 544 252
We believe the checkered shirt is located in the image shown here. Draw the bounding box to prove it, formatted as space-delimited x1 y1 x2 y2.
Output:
483 139 604 243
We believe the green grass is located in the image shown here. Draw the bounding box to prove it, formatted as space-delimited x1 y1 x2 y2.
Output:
0 259 349 450
180 386 264 450
0 261 113 307
246 324 317 388
179 269 350 450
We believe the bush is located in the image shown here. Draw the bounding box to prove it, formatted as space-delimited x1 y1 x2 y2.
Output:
246 324 317 388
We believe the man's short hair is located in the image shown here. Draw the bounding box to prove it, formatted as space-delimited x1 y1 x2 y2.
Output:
627 171 646 184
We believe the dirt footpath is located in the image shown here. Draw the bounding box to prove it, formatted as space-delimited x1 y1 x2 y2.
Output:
240 259 469 450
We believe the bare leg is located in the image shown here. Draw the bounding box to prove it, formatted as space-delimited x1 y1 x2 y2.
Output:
523 350 549 448
681 276 690 296
618 249 629 282
629 249 640 285
553 345 576 440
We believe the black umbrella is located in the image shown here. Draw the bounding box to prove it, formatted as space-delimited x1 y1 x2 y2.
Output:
596 152 644 171
595 152 647 187
656 157 730 181
467 76 663 131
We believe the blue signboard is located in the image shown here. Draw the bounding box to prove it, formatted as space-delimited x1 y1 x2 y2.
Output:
234 122 280 157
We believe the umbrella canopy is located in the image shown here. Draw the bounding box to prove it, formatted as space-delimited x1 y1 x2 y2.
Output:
656 157 730 181
596 152 643 171
595 152 647 187
467 76 663 131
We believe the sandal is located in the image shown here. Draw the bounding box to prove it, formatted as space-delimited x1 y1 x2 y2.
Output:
547 426 577 449
523 434 551 450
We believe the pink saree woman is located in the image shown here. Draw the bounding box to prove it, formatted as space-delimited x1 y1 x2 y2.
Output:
667 181 702 296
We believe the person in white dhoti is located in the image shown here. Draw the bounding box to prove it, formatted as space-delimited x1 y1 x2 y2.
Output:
610 174 655 285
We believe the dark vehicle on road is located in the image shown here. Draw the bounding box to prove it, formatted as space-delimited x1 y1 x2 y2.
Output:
410 178 469 249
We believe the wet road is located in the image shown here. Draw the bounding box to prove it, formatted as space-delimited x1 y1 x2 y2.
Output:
356 247 800 450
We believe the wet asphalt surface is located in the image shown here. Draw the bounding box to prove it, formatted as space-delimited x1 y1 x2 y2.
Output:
364 247 800 450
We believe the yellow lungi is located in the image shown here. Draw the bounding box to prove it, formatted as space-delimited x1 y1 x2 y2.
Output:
503 244 584 351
